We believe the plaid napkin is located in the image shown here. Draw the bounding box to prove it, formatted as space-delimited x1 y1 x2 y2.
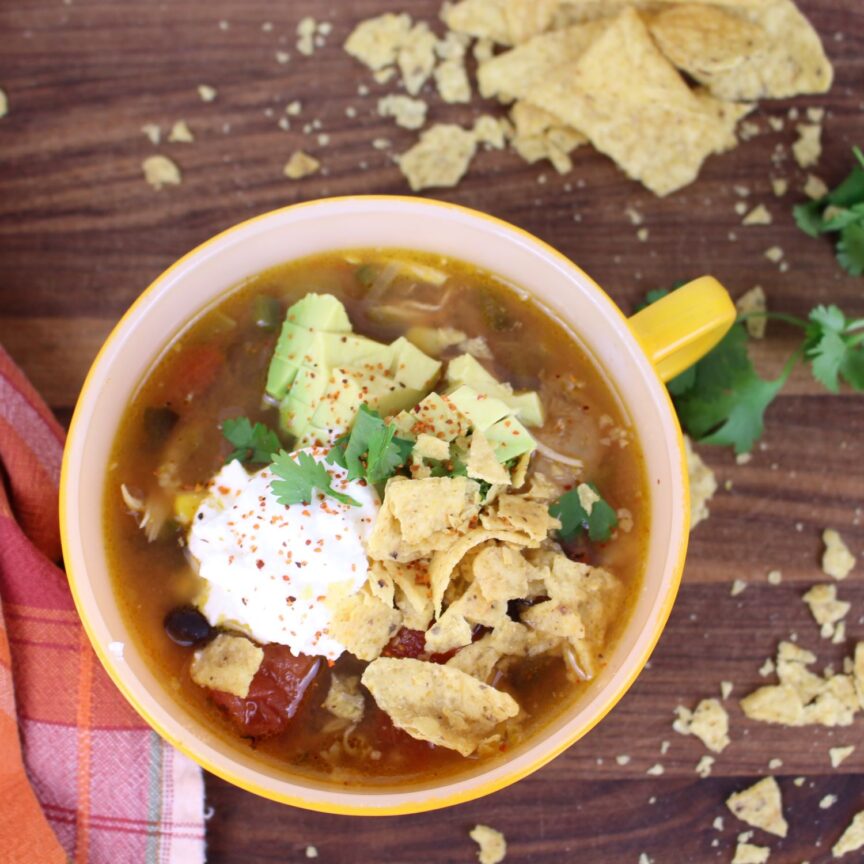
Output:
0 344 206 864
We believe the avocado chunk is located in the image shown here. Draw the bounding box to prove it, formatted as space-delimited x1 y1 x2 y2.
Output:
445 353 544 427
267 294 443 443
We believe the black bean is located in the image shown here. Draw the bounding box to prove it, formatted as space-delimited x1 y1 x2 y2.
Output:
164 606 214 646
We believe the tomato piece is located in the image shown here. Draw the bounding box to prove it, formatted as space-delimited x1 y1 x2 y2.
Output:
208 644 321 738
364 706 437 767
162 344 224 407
381 626 481 664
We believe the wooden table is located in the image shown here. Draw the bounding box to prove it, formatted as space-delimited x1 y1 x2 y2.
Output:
2 1 863 861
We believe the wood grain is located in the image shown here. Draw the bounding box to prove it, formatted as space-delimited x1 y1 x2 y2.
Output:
1 1 863 862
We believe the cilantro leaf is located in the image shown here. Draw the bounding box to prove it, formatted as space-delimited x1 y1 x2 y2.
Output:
837 221 864 277
270 449 360 507
221 416 281 464
550 483 618 543
795 146 864 275
804 304 864 392
327 404 413 486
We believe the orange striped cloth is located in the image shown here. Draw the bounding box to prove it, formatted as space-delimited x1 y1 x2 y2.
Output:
0 345 206 864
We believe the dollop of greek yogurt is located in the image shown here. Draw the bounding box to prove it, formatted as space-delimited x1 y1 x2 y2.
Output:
187 450 379 661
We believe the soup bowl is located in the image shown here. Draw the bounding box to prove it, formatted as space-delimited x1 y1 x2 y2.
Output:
60 196 735 815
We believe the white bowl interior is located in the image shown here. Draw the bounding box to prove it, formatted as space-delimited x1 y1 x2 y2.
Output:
61 197 686 813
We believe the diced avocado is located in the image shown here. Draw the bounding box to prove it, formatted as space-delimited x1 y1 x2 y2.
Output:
309 369 364 431
392 392 470 441
484 415 536 462
447 385 513 431
287 293 352 331
278 367 330 437
389 337 442 391
321 333 391 369
445 353 544 427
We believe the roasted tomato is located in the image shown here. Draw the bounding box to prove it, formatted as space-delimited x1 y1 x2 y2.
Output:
209 644 320 738
382 626 483 664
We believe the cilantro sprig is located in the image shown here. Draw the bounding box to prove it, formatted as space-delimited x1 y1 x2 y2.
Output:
327 404 413 485
270 449 361 507
794 146 864 276
222 416 281 464
550 483 618 543
645 289 864 454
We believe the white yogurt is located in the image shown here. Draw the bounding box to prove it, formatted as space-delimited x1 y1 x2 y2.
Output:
187 451 378 661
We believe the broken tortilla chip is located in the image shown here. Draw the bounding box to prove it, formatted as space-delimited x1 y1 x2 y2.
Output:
527 8 748 196
726 776 788 838
190 633 263 699
328 589 402 662
468 430 511 485
834 811 864 858
470 824 507 864
361 657 519 756
398 124 478 192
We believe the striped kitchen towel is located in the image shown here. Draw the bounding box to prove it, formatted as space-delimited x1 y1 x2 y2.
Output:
0 344 206 864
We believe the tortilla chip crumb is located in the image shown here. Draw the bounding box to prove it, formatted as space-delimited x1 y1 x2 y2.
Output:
804 174 829 200
726 777 788 838
378 94 428 130
398 124 477 192
793 123 822 168
732 844 770 864
803 583 850 639
283 151 320 180
616 754 631 766
398 23 438 95
830 745 855 768
822 529 856 580
297 17 317 56
190 633 263 698
743 205 773 226
674 698 730 753
141 123 161 145
768 758 783 770
731 579 748 597
435 56 472 103
821 793 839 809
794 776 806 787
767 570 782 586
197 84 217 102
684 436 717 530
305 846 318 859
834 811 864 858
759 658 776 677
473 115 510 150
470 825 506 864
736 286 767 339
168 120 194 143
771 178 788 197
764 246 784 263
695 755 715 778
142 155 182 189
646 763 665 776
344 13 412 70
0 87 7 118
721 681 734 700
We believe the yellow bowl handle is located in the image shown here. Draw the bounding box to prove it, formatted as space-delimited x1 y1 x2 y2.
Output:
628 276 737 383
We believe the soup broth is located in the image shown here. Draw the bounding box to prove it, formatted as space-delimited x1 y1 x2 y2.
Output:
105 248 650 787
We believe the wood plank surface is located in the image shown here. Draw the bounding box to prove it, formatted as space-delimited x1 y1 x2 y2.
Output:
1 1 863 862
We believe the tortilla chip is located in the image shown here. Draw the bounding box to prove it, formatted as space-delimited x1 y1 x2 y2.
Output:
741 683 805 726
655 0 832 101
803 583 850 638
414 433 452 461
283 151 320 179
793 122 821 168
726 777 788 838
142 155 181 189
732 844 769 864
468 430 511 485
473 546 533 602
482 494 559 541
834 811 864 858
398 23 438 95
685 436 717 529
470 824 507 864
854 643 864 709
377 94 428 130
674 697 730 753
398 124 478 192
473 115 512 150
443 0 511 46
425 606 474 654
528 8 747 196
344 12 412 70
361 657 520 756
516 0 566 40
168 120 194 143
389 476 481 546
801 674 858 727
328 589 402 661
429 528 540 617
435 57 472 104
367 560 396 607
830 745 855 768
190 633 263 698
477 23 607 100
736 286 767 338
323 674 365 723
823 529 856 580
